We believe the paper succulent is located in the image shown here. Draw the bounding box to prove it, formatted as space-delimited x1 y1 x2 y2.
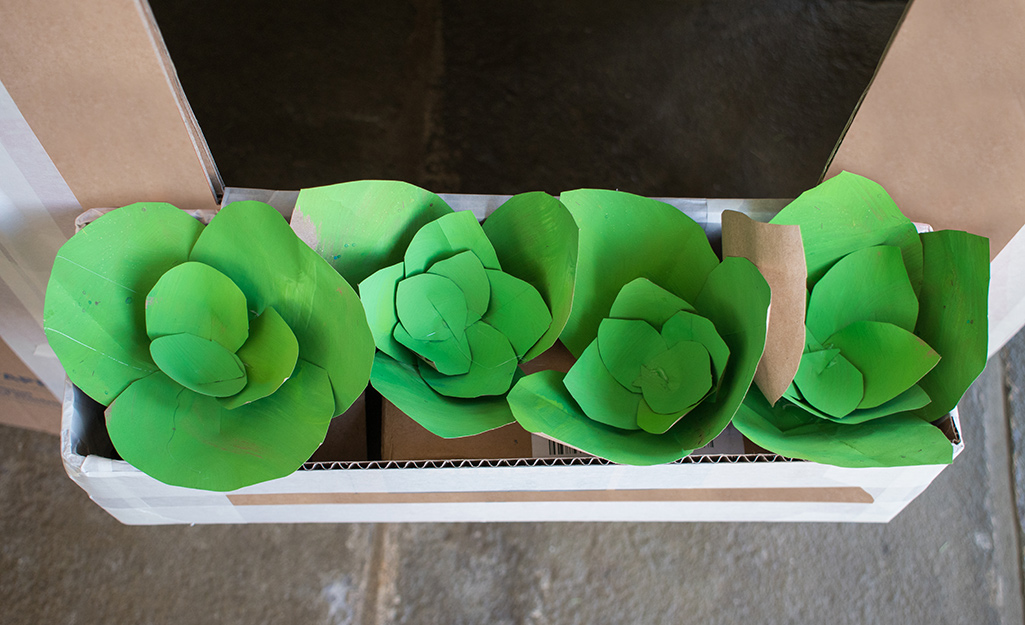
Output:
732 172 989 467
291 181 578 437
508 189 770 464
44 200 374 491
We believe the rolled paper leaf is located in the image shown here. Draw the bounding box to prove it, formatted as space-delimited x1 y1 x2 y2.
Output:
597 318 666 391
559 189 720 357
428 250 491 322
190 200 374 416
482 192 579 361
792 348 863 418
660 311 730 384
220 306 300 409
106 359 335 491
805 245 918 341
637 340 712 419
563 342 643 430
149 333 247 397
769 171 924 293
395 273 469 344
291 180 452 285
144 261 249 352
418 322 519 397
43 202 202 404
734 386 954 468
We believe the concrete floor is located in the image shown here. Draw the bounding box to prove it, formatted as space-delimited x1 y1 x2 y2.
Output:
4 1 1025 623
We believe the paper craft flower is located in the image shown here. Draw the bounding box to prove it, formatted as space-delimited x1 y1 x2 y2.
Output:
732 172 989 467
291 182 578 437
508 189 770 464
44 200 374 491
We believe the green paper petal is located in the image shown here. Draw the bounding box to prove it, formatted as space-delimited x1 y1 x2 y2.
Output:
792 349 864 418
597 318 666 391
509 370 695 465
43 202 202 404
106 359 335 491
635 397 703 436
909 230 989 422
220 306 300 410
563 341 642 430
428 250 490 323
608 277 697 328
482 192 579 361
371 351 516 438
395 273 469 342
660 311 730 382
769 171 924 293
638 340 712 418
806 245 918 341
733 388 953 467
482 269 552 359
404 211 501 276
393 323 472 377
677 257 771 449
189 200 374 415
292 180 452 285
358 262 415 365
825 320 939 409
149 333 247 397
559 189 719 357
144 261 249 352
780 381 931 424
419 322 519 398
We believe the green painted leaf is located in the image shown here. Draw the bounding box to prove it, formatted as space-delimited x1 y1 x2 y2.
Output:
291 180 452 285
371 351 516 438
806 245 918 341
769 171 924 293
419 322 519 398
358 262 414 365
395 273 469 342
220 306 300 410
43 202 202 404
482 192 579 361
428 250 490 323
559 189 719 357
825 320 939 409
149 333 247 398
792 349 863 418
144 261 249 352
638 340 712 421
660 311 730 382
509 370 696 465
189 200 375 415
909 230 989 422
393 323 472 377
481 269 552 359
635 397 703 436
597 318 666 391
834 385 932 424
733 387 953 467
563 341 642 430
106 358 335 491
608 277 697 328
404 211 501 276
678 257 771 449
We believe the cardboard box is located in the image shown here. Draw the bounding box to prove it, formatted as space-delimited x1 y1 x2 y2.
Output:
59 193 964 524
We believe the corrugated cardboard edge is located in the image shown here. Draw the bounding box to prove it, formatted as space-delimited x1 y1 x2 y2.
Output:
721 211 806 404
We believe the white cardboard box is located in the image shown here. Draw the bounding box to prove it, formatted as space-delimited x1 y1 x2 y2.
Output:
59 193 965 525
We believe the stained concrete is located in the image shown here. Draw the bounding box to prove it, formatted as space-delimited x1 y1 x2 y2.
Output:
4 1 1025 623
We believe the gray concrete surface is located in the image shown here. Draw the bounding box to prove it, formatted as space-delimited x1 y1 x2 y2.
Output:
4 1 1025 623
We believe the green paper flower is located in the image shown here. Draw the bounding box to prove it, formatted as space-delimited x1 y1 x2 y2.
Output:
508 190 771 465
733 172 989 467
293 182 578 437
44 201 375 491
